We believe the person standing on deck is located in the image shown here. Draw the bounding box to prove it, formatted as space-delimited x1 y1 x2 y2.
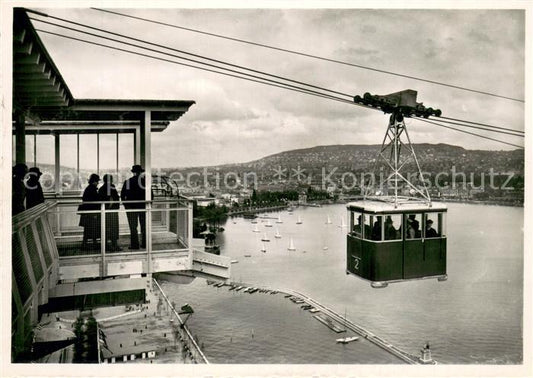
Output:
121 165 151 250
99 174 122 251
26 167 45 209
78 174 101 249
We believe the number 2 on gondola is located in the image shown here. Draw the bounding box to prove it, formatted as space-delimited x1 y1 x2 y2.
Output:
352 256 360 270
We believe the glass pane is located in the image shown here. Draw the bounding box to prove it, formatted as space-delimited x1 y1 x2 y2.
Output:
363 214 373 240
99 134 117 173
79 135 98 185
60 135 77 191
118 133 134 188
423 212 443 238
350 211 363 238
384 214 401 240
370 215 383 241
25 135 35 165
405 213 422 239
35 135 55 192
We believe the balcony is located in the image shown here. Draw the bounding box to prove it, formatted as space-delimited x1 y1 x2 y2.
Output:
12 198 230 359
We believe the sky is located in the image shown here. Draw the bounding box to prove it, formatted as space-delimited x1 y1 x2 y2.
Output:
12 3 529 168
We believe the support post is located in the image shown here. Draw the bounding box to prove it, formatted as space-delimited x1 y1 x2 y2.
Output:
134 129 140 165
146 203 152 274
97 133 100 176
33 134 37 167
54 134 60 194
116 133 119 176
15 111 26 165
77 134 80 189
141 111 151 202
101 203 106 277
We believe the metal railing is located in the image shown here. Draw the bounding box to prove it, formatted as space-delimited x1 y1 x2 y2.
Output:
12 202 60 359
152 279 209 364
49 198 191 256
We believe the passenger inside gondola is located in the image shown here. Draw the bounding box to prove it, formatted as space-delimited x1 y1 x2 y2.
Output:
406 214 421 239
384 216 397 240
353 215 363 237
371 216 382 241
425 219 439 238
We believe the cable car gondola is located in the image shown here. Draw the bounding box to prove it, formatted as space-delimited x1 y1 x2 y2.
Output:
346 200 447 288
346 90 447 288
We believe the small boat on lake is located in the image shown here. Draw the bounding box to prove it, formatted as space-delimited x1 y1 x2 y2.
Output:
276 215 283 223
288 238 296 251
261 232 270 242
253 224 260 233
336 336 359 344
265 219 273 227
275 228 282 238
296 215 302 224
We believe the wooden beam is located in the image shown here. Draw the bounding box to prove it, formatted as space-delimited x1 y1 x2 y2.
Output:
18 98 68 107
17 87 65 99
13 28 26 44
14 83 61 93
14 75 57 86
15 52 40 65
14 69 53 80
14 62 46 74
14 41 33 55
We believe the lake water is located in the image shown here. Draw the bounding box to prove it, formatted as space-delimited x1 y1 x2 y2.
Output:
160 202 523 364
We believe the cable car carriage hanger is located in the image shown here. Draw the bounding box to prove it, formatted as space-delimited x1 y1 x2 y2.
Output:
346 90 447 288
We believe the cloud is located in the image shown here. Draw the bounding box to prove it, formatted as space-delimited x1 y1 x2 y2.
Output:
32 7 526 168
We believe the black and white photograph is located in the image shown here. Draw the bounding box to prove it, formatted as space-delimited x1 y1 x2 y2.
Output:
2 1 531 377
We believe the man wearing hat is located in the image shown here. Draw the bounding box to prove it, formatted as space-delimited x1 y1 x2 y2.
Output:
26 167 45 209
79 174 101 249
121 165 150 250
425 219 439 238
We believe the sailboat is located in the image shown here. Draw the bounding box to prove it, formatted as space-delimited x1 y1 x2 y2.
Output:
253 224 260 233
288 237 296 251
261 242 267 253
338 216 347 228
261 232 270 242
276 215 283 224
274 228 282 238
296 215 303 224
325 214 332 224
265 219 273 227
336 310 359 343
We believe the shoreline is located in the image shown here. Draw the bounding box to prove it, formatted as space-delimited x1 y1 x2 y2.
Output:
204 280 427 365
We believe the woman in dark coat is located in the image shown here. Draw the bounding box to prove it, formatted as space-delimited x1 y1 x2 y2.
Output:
98 174 122 251
79 174 101 249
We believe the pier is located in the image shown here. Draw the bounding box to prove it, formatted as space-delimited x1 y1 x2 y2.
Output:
227 205 288 216
207 280 426 365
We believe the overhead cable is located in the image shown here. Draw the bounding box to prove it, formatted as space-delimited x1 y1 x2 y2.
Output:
435 115 524 135
86 7 525 103
419 117 524 138
34 29 358 107
28 12 354 99
415 118 523 149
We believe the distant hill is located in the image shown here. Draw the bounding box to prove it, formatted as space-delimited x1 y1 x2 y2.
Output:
163 143 524 178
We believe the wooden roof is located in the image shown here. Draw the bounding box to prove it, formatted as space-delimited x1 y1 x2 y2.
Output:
12 8 195 131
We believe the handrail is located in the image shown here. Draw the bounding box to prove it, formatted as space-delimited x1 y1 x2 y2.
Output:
152 278 209 364
12 201 57 230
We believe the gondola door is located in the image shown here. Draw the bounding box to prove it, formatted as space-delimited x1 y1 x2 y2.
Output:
403 213 425 279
